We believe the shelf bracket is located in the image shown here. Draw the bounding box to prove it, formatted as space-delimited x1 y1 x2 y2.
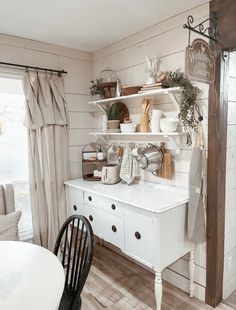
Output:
168 93 181 111
93 133 109 145
163 135 181 154
97 103 108 114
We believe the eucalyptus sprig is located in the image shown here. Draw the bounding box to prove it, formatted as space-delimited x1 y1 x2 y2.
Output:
167 69 201 145
89 79 105 98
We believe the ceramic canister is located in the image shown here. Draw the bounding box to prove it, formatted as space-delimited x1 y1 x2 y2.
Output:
151 109 163 119
150 109 162 132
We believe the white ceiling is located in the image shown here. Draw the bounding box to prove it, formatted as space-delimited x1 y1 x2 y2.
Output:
0 0 208 52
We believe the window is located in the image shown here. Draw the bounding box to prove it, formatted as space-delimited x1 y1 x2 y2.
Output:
0 76 32 241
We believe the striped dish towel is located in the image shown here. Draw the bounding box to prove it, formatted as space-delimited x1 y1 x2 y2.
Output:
120 143 140 185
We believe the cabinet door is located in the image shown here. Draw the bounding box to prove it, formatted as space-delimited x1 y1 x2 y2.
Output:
124 209 158 267
65 186 84 216
84 203 124 250
102 213 124 250
83 204 105 238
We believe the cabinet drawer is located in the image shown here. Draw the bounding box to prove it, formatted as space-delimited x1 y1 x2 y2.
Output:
66 186 84 216
102 213 124 250
84 191 123 216
124 210 157 266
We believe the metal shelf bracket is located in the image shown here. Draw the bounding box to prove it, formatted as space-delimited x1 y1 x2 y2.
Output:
168 92 181 111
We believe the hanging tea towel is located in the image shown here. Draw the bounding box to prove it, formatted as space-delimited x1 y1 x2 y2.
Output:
188 147 206 243
120 143 140 185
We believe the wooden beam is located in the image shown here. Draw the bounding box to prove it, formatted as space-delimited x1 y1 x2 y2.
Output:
206 47 228 307
206 0 236 306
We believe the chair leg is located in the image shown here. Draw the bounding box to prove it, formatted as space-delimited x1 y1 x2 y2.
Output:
71 296 82 310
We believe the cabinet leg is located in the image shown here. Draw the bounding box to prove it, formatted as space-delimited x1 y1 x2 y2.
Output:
155 271 162 310
189 249 195 298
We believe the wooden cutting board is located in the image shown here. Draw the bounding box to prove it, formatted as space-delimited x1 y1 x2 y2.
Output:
156 142 172 180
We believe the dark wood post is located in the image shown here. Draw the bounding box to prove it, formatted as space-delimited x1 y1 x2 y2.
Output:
206 0 236 307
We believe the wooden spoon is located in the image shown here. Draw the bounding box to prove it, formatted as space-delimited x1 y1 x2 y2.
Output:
142 99 148 114
145 98 152 114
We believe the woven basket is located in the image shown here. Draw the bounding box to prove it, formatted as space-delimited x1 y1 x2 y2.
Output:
122 86 142 96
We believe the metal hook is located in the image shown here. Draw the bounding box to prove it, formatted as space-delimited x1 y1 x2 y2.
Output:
195 104 203 122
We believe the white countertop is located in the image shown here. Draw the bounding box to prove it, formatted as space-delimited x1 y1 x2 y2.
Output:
0 241 64 310
65 179 188 214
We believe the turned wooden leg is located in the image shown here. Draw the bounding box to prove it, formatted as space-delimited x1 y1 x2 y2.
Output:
155 271 162 310
189 249 195 298
99 238 104 247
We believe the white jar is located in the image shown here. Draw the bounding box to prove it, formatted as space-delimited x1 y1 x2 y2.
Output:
151 109 163 119
149 109 163 132
97 146 104 160
102 115 108 132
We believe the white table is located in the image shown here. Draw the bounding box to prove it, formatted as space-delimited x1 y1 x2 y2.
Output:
0 241 65 310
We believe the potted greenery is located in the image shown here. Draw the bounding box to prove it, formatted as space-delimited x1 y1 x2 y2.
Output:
106 103 121 130
105 102 129 131
89 79 105 100
167 69 201 145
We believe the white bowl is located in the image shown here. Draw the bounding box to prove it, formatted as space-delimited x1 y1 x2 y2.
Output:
160 118 178 133
120 123 137 133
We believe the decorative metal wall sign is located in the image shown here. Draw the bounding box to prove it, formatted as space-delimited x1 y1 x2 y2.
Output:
185 38 215 84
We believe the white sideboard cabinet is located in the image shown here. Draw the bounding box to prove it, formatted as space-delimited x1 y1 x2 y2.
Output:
65 179 195 310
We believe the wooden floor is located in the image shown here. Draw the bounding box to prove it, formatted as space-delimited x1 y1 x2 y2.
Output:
81 245 233 310
224 290 236 309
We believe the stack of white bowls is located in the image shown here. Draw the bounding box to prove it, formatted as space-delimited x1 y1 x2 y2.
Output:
160 118 178 132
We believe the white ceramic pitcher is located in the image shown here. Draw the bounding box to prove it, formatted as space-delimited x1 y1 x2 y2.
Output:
150 109 162 132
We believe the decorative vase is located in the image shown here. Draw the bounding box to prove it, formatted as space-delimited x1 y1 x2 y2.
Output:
93 94 103 100
146 76 156 85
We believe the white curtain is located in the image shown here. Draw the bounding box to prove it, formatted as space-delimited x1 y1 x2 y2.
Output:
23 72 69 250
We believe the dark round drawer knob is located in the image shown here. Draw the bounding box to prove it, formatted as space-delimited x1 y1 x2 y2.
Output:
135 232 141 240
73 205 77 211
89 215 93 221
111 204 116 210
88 196 92 201
112 225 117 232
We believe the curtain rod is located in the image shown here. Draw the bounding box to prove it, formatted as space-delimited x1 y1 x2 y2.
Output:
0 61 67 75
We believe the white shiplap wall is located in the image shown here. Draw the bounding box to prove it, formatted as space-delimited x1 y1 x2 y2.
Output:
0 34 95 180
224 51 236 300
92 3 209 301
0 3 210 301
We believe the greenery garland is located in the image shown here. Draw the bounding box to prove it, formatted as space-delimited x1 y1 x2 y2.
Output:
89 79 105 98
167 70 201 145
